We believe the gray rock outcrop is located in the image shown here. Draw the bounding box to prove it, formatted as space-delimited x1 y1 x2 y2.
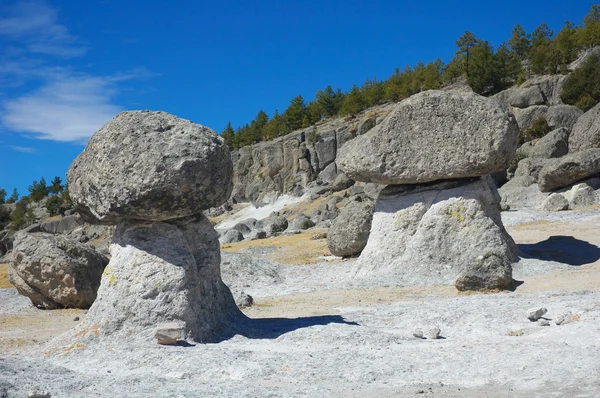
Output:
9 232 108 309
337 91 519 185
569 103 600 153
68 111 233 224
357 178 517 288
327 197 374 257
538 149 600 192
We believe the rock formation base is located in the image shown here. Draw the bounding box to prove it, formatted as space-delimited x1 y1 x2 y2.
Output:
357 177 517 289
80 215 242 343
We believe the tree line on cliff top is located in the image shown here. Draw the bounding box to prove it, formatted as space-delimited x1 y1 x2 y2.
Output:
221 5 600 150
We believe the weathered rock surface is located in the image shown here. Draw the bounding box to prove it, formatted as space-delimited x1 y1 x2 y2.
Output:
68 111 233 224
508 86 546 108
357 177 517 288
220 229 244 244
337 91 519 184
288 213 315 231
498 176 549 210
527 307 548 322
539 193 569 212
519 128 569 160
327 197 374 257
546 105 583 132
514 158 551 180
569 103 600 153
9 232 108 309
39 215 84 235
538 149 600 192
512 105 548 131
455 252 513 291
80 215 241 342
256 214 288 236
155 322 184 345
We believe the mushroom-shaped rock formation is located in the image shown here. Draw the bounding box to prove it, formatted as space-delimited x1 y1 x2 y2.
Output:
65 111 242 343
338 92 520 291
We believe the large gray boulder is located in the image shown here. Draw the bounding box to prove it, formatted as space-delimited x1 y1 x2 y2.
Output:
538 149 600 192
39 215 84 235
327 197 374 257
357 177 517 289
569 103 600 153
514 158 550 181
9 232 109 309
68 111 233 224
337 91 519 184
78 215 241 342
508 86 546 108
512 105 548 131
521 128 569 159
255 214 288 236
498 176 549 210
546 105 583 132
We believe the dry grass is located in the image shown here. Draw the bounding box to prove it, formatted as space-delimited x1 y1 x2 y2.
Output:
242 285 458 319
221 229 332 265
0 263 12 289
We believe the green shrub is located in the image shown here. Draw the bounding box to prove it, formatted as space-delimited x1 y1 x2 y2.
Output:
561 54 600 111
520 117 551 144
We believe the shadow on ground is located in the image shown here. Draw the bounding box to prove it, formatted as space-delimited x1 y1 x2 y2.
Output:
237 315 360 340
518 235 600 266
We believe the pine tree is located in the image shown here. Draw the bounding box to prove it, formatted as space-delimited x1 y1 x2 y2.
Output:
283 95 305 132
555 22 579 69
456 31 479 76
221 122 235 149
339 85 366 116
580 5 600 48
467 41 497 95
508 24 531 59
6 189 18 204
50 176 64 195
0 187 5 205
250 110 269 143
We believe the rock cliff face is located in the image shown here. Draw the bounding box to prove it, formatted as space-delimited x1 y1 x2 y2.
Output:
230 103 396 203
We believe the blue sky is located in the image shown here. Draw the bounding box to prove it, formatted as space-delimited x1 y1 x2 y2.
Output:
0 0 596 198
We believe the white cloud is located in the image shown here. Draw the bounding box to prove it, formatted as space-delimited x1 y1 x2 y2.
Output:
3 73 122 142
0 2 155 143
10 145 37 153
0 1 86 57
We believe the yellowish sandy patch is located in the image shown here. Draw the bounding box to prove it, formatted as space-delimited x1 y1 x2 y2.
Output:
221 229 332 264
0 263 12 289
0 308 86 355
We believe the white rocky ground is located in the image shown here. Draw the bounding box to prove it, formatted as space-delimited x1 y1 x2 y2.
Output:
1 210 600 397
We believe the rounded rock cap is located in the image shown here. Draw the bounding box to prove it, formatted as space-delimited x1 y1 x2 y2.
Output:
337 90 520 184
67 110 233 224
